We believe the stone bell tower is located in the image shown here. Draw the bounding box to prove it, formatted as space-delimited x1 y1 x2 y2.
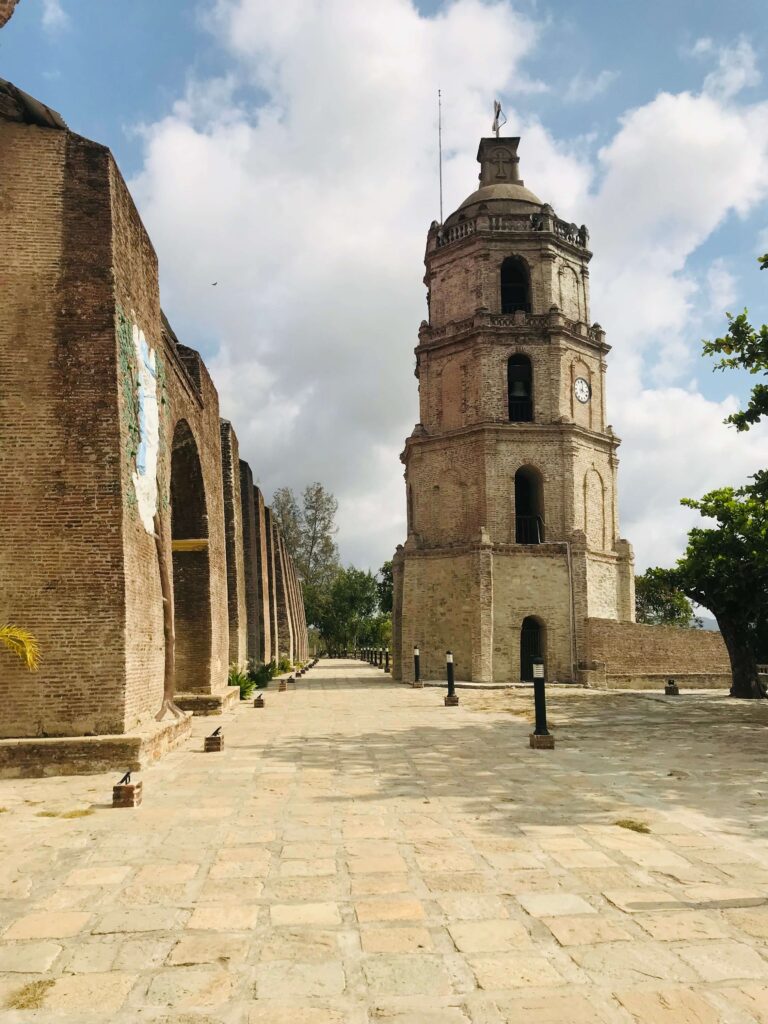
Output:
392 134 635 684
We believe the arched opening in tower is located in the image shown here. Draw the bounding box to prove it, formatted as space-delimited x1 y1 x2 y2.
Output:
514 466 544 544
170 419 212 693
507 354 533 422
520 616 544 682
500 257 531 314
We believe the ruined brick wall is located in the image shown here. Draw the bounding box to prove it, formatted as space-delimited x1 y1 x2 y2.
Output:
0 121 129 737
584 618 730 687
220 421 248 667
272 525 294 662
254 487 272 664
239 461 260 664
264 507 280 658
1 90 307 743
0 0 20 29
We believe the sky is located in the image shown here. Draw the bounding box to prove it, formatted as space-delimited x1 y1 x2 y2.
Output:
4 0 768 574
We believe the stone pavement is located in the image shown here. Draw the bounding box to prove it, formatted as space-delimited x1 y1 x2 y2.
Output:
2 661 768 1022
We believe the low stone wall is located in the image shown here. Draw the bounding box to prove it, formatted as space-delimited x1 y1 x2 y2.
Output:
0 712 192 779
581 618 731 689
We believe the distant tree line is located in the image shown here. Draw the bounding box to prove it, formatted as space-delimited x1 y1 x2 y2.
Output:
271 483 392 654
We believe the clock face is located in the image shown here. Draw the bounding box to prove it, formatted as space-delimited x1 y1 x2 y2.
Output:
574 377 591 404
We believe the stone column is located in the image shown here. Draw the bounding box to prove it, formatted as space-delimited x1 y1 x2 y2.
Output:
239 461 260 665
253 487 272 664
471 537 494 682
220 422 248 667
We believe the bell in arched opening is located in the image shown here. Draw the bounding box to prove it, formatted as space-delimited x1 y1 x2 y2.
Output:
507 355 533 422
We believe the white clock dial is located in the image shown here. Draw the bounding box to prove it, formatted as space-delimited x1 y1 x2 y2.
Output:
574 377 591 404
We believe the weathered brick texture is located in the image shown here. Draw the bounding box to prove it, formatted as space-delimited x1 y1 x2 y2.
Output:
583 618 730 688
0 81 308 753
395 136 719 686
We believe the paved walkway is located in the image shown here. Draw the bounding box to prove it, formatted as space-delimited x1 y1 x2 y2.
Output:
2 661 768 1022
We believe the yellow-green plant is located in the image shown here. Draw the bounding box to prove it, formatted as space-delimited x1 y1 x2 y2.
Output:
0 625 40 671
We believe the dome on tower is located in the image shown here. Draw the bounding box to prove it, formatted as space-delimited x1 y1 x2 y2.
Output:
444 136 543 227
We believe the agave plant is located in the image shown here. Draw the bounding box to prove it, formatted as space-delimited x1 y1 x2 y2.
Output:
0 624 40 671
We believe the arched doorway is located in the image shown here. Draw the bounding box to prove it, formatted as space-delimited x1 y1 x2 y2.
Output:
515 466 544 543
520 616 544 682
170 420 212 693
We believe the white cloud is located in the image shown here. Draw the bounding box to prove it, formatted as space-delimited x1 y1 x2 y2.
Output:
41 0 68 31
704 258 737 316
689 35 761 100
130 2 768 574
564 69 618 104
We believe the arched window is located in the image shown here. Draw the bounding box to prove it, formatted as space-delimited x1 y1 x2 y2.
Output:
520 616 544 681
508 355 533 422
500 257 530 314
515 466 544 543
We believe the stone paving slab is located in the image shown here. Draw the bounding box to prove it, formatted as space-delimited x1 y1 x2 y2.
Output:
2 662 768 1020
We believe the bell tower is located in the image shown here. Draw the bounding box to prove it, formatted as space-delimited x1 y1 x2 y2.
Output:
392 134 635 684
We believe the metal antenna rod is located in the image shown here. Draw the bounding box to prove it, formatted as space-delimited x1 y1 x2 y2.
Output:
438 89 444 225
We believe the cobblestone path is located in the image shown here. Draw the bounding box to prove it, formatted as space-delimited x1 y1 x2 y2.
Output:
2 660 768 1022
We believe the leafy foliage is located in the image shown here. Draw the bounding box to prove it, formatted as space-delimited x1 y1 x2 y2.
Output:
315 567 382 652
667 472 768 699
0 624 40 671
229 664 255 699
271 482 341 627
635 568 701 627
377 560 393 614
702 252 768 431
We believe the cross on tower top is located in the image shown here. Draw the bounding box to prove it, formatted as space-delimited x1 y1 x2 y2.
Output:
476 136 523 189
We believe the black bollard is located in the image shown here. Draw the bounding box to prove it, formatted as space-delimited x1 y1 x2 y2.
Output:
665 678 679 696
379 648 384 668
385 647 390 673
444 650 459 706
530 656 554 749
413 644 423 688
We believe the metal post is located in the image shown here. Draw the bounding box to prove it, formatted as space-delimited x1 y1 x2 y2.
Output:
413 645 422 688
379 648 384 668
530 656 554 749
385 647 389 673
444 650 458 705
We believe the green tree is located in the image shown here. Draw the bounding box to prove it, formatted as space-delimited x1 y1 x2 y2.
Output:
667 472 768 700
377 560 393 614
635 568 701 628
298 482 340 589
703 252 768 431
270 482 341 627
316 567 379 651
271 487 303 559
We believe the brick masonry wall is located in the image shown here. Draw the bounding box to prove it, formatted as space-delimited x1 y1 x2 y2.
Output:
272 526 294 662
0 0 20 29
264 508 280 659
238 460 259 664
585 618 730 679
254 487 272 664
0 123 129 737
219 421 248 667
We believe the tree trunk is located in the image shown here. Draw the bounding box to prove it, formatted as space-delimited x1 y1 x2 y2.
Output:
717 615 766 699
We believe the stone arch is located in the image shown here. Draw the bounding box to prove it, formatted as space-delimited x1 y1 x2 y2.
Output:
170 419 212 692
514 465 545 543
500 256 531 314
520 615 546 681
583 466 606 550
